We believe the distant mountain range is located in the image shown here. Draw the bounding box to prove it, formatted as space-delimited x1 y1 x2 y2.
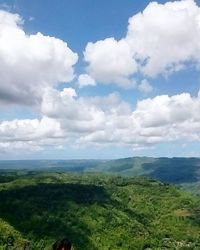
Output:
89 157 200 193
0 157 200 193
0 159 104 171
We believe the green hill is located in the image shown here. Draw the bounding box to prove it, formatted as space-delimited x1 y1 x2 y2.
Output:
89 157 200 193
1 157 200 193
0 172 199 249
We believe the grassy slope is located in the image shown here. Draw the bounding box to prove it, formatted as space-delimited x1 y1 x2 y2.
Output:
0 172 199 250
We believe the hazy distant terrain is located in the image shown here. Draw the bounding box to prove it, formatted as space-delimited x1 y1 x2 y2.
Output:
1 157 200 193
0 159 104 171
90 157 200 194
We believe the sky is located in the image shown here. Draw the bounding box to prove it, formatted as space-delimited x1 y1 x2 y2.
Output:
0 0 200 159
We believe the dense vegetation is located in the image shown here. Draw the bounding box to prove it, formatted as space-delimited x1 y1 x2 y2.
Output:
0 171 199 249
1 157 200 194
89 157 200 194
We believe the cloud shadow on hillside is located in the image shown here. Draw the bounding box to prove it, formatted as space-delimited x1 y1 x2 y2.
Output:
142 157 200 184
0 183 112 249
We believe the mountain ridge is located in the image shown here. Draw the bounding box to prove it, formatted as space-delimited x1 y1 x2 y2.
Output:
1 157 200 193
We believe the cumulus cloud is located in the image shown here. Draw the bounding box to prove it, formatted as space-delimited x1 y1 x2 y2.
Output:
76 90 200 148
78 74 96 87
138 79 153 94
84 38 137 88
82 0 200 87
0 116 65 153
126 0 200 77
0 116 63 142
41 88 106 133
1 88 200 152
1 2 200 154
0 10 78 105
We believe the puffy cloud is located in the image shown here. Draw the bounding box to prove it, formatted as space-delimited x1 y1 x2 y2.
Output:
3 2 200 155
78 74 96 87
134 92 200 127
78 91 200 147
138 79 153 94
0 116 64 153
1 89 200 152
41 88 106 133
82 0 200 87
0 10 78 105
84 38 137 88
126 0 200 77
0 116 63 142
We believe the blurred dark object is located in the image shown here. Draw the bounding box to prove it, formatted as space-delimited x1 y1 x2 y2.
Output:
53 238 72 250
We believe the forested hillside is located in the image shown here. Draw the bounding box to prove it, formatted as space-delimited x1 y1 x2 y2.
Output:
1 157 200 194
90 157 200 193
0 172 199 249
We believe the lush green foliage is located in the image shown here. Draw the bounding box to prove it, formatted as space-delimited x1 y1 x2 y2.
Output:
0 172 199 249
90 157 200 194
1 157 200 194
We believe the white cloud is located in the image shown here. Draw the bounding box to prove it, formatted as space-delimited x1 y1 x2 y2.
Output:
78 74 96 87
0 116 65 153
0 10 78 105
1 3 200 154
126 0 200 77
138 79 153 94
84 38 137 88
78 91 200 147
82 0 200 87
41 88 106 133
0 116 63 142
1 88 200 153
134 92 200 127
0 141 43 153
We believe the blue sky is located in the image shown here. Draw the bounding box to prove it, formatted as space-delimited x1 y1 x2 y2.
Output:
0 0 200 159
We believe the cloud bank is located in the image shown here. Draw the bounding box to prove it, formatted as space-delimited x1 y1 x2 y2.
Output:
1 2 200 155
1 88 200 152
